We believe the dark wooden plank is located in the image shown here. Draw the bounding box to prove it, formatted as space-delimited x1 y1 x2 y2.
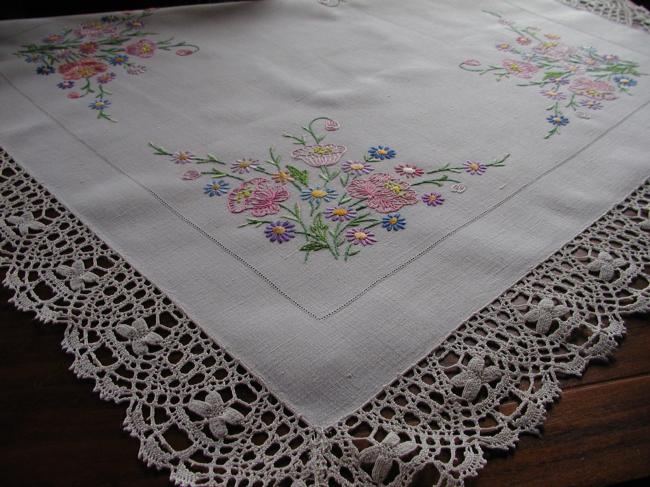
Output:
468 375 650 487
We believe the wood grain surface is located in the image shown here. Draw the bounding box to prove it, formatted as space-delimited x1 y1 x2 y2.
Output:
1 279 648 486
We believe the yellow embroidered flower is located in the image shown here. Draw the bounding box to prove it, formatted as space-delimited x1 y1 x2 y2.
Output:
271 170 294 184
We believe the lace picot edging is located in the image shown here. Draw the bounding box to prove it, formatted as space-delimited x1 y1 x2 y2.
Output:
1 144 649 487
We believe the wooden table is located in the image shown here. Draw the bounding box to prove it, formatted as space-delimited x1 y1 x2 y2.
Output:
1 278 648 486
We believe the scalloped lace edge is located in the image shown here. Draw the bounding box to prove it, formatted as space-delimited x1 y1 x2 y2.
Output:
557 0 650 32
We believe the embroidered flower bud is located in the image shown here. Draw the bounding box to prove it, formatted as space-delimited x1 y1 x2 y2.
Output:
324 119 340 131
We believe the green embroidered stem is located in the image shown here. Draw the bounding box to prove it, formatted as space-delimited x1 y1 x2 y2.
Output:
79 77 94 97
319 166 340 186
411 175 461 187
363 154 381 163
303 117 330 145
148 142 172 156
283 116 335 146
201 170 244 182
426 163 463 176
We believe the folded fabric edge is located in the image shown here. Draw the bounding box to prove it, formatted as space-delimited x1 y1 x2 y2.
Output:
557 0 650 32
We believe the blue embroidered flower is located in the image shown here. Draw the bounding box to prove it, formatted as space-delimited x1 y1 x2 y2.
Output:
382 213 406 231
88 99 111 110
57 80 75 89
546 115 569 126
203 179 230 197
612 75 637 88
109 54 130 65
36 65 54 75
300 186 337 204
368 146 396 160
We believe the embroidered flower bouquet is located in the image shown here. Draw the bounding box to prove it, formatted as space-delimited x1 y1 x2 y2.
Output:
460 11 644 138
13 9 198 121
150 117 509 262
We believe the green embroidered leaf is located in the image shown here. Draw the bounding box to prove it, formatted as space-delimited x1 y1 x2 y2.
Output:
286 165 309 186
543 71 567 80
309 214 329 241
300 242 329 252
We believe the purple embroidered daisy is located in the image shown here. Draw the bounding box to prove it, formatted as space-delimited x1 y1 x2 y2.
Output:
230 158 259 174
97 72 116 84
382 213 406 231
579 99 603 110
463 161 487 175
88 99 111 110
341 160 374 176
422 192 445 207
540 88 567 101
325 206 357 222
171 151 194 164
203 179 230 197
57 80 75 89
264 221 296 243
346 227 377 246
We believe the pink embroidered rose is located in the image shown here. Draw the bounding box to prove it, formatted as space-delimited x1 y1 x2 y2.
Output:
462 59 481 66
501 59 539 79
67 92 81 99
125 39 157 58
347 173 418 214
532 42 576 61
58 58 108 80
227 178 290 217
516 36 531 45
291 144 347 168
569 77 617 101
175 49 194 56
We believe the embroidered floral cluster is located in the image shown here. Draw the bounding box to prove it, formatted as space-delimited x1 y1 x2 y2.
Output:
150 117 509 262
14 9 199 122
460 11 644 138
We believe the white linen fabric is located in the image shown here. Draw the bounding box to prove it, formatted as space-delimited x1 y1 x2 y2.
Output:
0 1 649 485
